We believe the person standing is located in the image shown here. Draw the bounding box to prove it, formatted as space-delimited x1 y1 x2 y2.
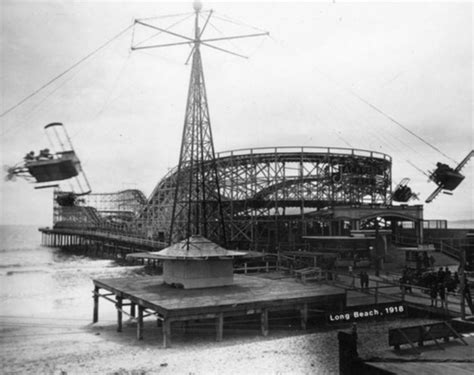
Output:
363 272 369 290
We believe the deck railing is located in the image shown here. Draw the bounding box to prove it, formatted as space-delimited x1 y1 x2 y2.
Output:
217 146 391 161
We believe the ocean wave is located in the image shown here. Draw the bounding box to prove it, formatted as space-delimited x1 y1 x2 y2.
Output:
1 268 51 276
0 263 24 269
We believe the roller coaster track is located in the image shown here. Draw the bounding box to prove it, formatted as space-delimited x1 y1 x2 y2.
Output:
135 146 393 246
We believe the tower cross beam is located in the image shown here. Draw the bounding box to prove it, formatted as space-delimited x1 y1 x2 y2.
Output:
135 20 195 43
199 9 214 38
132 40 192 51
199 42 248 59
201 32 270 44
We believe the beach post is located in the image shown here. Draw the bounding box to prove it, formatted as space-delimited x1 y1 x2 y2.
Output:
261 308 269 336
116 295 123 332
301 303 308 330
137 306 144 340
93 286 99 323
163 319 171 348
216 313 224 342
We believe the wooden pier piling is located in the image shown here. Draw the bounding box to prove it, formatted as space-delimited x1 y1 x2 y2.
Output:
116 296 123 332
137 306 144 340
93 286 99 323
261 309 269 337
91 275 346 348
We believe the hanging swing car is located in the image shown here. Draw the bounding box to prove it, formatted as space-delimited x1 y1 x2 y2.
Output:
392 178 418 202
4 122 91 195
429 162 464 191
425 150 473 203
24 148 80 183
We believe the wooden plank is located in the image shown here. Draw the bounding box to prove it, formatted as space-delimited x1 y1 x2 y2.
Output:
93 275 345 318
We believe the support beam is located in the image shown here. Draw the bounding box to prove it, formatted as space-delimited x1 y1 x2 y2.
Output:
116 296 123 332
137 306 144 340
93 286 99 323
130 303 136 318
163 319 171 348
301 303 308 330
216 313 224 342
261 309 269 336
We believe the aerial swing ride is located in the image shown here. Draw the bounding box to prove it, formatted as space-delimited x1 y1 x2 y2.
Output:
348 86 473 204
391 151 473 204
1 2 472 207
4 122 91 202
391 178 418 203
424 150 474 203
390 148 473 204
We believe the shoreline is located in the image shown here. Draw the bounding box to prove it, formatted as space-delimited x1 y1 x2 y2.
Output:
1 307 440 375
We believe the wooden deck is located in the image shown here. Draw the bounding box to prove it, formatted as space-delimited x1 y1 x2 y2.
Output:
92 274 346 347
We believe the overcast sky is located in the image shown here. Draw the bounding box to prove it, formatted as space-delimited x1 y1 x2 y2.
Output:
1 1 472 226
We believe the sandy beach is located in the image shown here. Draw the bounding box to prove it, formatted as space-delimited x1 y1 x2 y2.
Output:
1 313 341 375
1 308 440 375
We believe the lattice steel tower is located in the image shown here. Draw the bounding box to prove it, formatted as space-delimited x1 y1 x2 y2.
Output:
169 33 224 245
132 1 268 246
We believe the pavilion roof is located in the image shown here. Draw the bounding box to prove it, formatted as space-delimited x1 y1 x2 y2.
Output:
146 235 246 260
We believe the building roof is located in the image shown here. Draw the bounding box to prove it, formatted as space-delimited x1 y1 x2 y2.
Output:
131 235 247 260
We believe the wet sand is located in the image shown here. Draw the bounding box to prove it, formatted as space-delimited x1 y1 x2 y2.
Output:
0 311 440 375
1 314 338 374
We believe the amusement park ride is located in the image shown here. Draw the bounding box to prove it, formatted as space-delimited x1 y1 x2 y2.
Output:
425 150 474 203
391 149 474 204
4 122 91 198
391 178 418 203
2 1 473 249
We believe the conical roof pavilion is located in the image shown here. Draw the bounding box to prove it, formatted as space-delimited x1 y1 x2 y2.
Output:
149 235 246 260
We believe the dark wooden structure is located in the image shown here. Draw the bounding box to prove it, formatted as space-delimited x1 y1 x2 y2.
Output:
388 321 468 352
92 274 346 348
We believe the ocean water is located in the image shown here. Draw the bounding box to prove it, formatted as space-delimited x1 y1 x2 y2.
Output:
0 225 136 323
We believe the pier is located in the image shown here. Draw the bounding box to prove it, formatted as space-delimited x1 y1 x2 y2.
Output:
92 274 346 348
39 227 166 260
